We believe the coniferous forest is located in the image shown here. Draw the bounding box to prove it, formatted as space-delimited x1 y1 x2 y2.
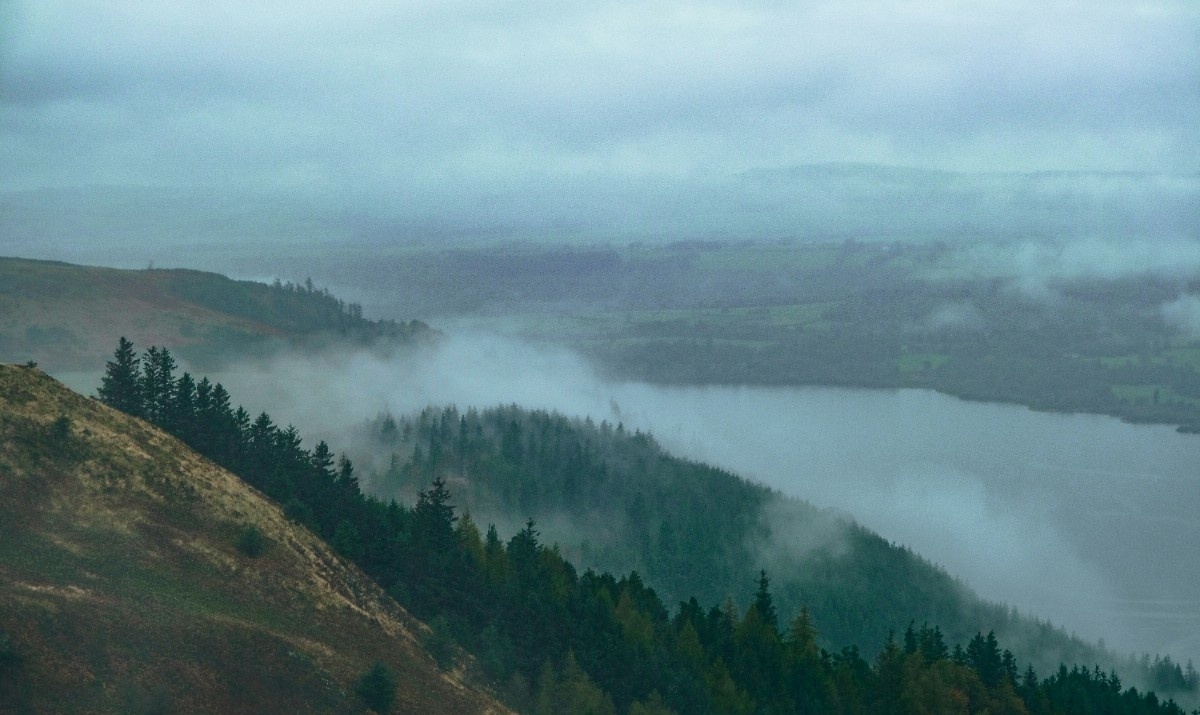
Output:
95 337 1198 714
360 403 1200 696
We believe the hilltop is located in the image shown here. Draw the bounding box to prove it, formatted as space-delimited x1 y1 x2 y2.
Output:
0 257 432 372
0 363 509 714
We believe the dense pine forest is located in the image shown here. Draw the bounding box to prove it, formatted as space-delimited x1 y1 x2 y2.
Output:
359 405 1199 696
95 338 1199 714
364 406 1062 664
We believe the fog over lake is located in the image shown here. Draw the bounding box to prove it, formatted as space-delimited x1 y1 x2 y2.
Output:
613 383 1200 662
186 333 1200 663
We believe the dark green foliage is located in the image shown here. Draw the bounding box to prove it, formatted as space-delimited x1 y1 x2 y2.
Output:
119 683 171 715
331 520 364 561
752 570 778 632
369 403 1132 684
423 615 457 670
50 415 71 440
967 630 1009 689
169 271 410 338
138 345 177 425
0 628 21 673
355 662 396 713
93 339 1198 715
97 336 142 416
235 524 267 558
283 498 316 528
535 651 616 715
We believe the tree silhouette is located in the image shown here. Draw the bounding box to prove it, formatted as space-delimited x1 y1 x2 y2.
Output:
97 337 142 416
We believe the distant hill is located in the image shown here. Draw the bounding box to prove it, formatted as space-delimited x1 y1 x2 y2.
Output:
0 257 432 372
0 364 508 714
318 241 1200 433
363 405 1198 695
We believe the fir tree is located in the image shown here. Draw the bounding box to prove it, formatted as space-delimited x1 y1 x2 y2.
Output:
97 337 143 415
753 570 778 632
139 346 177 424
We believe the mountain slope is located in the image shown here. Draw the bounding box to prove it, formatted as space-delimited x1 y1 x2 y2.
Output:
0 257 430 372
0 364 509 714
365 406 1142 679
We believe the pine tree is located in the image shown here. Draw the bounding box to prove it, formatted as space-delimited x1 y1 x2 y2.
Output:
97 337 143 416
139 346 177 424
414 477 458 553
168 371 197 436
753 570 778 632
786 607 819 662
967 631 1004 689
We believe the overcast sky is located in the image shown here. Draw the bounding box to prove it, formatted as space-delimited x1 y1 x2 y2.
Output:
2 1 1198 252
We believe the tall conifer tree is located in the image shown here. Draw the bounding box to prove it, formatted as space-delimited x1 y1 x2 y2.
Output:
98 337 143 416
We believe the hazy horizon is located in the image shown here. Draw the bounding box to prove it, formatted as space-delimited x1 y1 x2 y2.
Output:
3 2 1198 260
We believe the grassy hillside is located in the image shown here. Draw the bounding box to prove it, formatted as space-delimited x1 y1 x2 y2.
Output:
0 257 431 372
0 363 509 714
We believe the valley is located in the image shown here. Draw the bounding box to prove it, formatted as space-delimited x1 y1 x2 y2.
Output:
3 258 1199 712
5 2 1197 710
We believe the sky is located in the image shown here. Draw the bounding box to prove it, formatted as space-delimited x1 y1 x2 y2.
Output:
2 1 1198 254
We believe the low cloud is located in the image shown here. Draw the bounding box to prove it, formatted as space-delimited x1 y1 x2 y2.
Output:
1161 294 1200 339
925 236 1200 304
186 331 1199 660
924 301 985 331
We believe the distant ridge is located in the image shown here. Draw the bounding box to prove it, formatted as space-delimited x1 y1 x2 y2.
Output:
0 256 432 372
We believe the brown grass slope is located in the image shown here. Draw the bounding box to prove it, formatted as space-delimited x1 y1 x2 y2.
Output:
0 258 279 372
0 257 428 373
0 363 510 714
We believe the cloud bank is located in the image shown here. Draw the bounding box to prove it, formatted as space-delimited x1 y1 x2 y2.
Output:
2 1 1197 251
1161 294 1200 339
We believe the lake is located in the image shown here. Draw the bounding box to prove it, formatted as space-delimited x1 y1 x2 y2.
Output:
605 383 1200 662
107 333 1200 662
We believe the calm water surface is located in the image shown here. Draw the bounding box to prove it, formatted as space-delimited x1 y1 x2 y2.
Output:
604 384 1200 661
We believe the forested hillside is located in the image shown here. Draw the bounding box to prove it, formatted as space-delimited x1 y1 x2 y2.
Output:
0 363 509 714
359 404 1200 696
78 339 1199 714
0 257 431 371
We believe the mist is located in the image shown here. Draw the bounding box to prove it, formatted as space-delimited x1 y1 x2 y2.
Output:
196 331 1200 663
1162 294 1200 339
5 171 1198 277
932 235 1200 283
4 2 1198 260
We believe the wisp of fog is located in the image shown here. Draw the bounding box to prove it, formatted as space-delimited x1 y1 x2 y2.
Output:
200 331 1200 663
